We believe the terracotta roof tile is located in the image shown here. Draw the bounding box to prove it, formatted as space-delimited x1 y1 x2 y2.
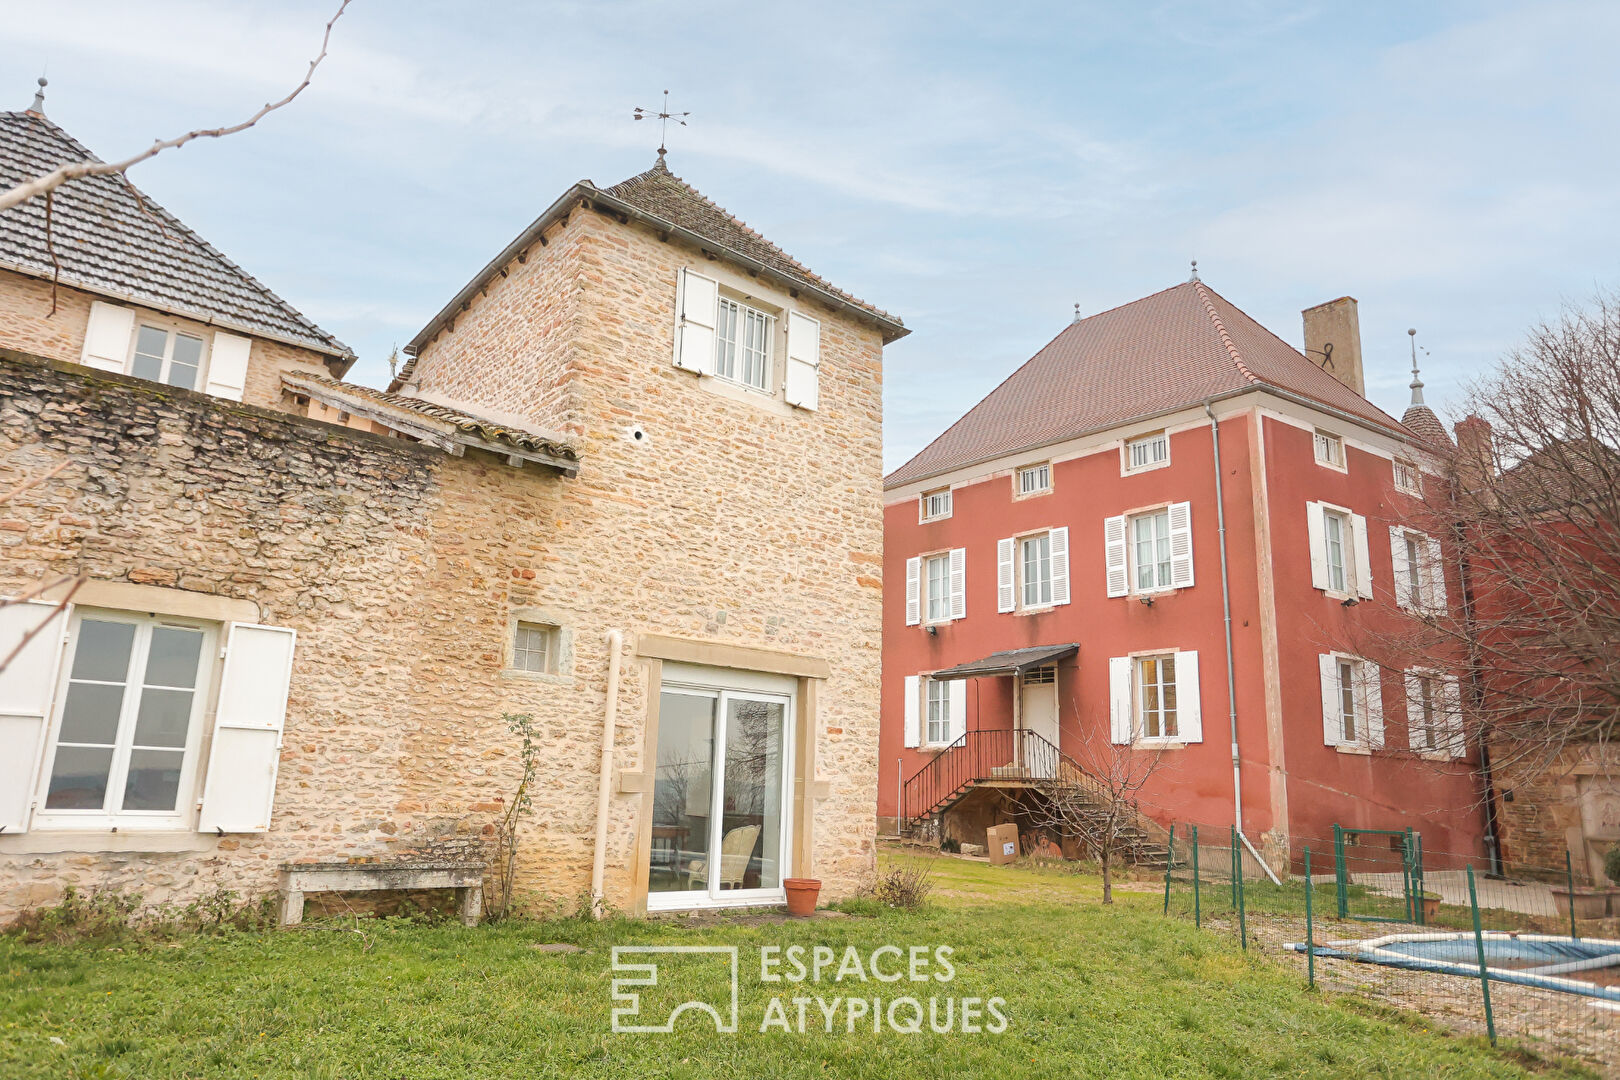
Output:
886 281 1410 488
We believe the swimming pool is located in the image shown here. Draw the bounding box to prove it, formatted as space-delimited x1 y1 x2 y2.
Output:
1286 932 1620 1003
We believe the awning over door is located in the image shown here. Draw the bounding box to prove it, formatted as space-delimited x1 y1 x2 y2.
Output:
927 643 1079 681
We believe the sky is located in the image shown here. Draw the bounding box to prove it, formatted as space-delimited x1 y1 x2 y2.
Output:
5 1 1617 472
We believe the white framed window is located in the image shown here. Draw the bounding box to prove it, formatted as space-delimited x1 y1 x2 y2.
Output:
926 678 952 745
1109 651 1202 745
1016 463 1052 496
1314 430 1345 469
513 622 560 674
1105 503 1192 597
1125 432 1169 473
1319 653 1385 750
1324 509 1350 593
130 324 207 391
1137 654 1178 739
904 674 964 748
713 297 774 391
1390 527 1447 614
1132 510 1172 592
1020 533 1052 608
919 488 952 523
34 610 216 830
1405 669 1464 757
1308 501 1372 599
925 554 951 623
1393 460 1421 496
906 549 965 626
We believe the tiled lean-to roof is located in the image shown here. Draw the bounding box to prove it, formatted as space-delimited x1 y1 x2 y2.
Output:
0 110 353 362
887 280 1412 488
282 371 579 475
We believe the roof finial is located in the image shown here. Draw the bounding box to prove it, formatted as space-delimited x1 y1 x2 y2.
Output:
29 76 46 115
1189 258 1199 283
633 90 688 166
1073 302 1081 323
1408 328 1426 406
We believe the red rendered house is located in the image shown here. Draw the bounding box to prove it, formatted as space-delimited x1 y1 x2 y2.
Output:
880 277 1484 870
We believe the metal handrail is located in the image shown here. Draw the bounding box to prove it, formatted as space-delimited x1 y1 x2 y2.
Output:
901 728 1113 826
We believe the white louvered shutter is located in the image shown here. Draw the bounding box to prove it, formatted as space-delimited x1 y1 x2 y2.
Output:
1361 661 1385 748
1440 675 1465 758
673 268 718 375
1049 527 1070 606
1307 503 1329 591
948 680 967 744
784 312 821 411
81 301 135 372
1176 651 1202 743
1319 653 1340 745
1167 501 1194 589
1404 671 1429 752
1104 515 1128 597
1351 513 1374 599
1109 656 1133 744
904 557 921 626
197 623 296 834
0 599 72 833
1425 537 1447 613
996 538 1016 613
1390 527 1414 611
205 332 252 401
903 675 920 748
948 548 966 621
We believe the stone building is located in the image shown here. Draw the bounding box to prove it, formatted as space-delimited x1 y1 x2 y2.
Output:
0 95 903 919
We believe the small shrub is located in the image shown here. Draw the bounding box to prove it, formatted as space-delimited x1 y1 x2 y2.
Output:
863 860 934 910
1604 845 1620 885
6 886 276 945
939 837 961 854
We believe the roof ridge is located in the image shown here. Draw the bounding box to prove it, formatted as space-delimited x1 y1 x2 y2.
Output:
1192 281 1260 384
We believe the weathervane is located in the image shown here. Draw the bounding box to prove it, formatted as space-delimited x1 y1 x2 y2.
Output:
633 90 689 159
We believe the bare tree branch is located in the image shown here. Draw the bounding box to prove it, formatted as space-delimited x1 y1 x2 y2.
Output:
0 0 351 214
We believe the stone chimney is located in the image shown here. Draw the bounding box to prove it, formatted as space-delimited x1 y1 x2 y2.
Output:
1453 414 1496 496
1301 296 1364 396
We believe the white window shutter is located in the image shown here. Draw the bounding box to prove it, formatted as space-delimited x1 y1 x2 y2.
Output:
1167 501 1194 589
1104 515 1128 598
1351 513 1374 599
1108 656 1133 744
1306 503 1329 591
948 680 967 744
197 623 296 834
1176 650 1202 743
0 599 72 833
904 557 921 626
1361 661 1385 748
1425 537 1447 613
903 675 920 748
205 332 252 401
1390 527 1413 612
996 538 1016 613
1440 675 1465 758
673 268 718 375
948 547 966 621
1404 671 1429 752
1319 653 1339 745
784 311 821 411
1049 526 1070 606
81 301 134 372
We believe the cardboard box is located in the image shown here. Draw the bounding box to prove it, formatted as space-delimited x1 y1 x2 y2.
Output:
986 823 1020 866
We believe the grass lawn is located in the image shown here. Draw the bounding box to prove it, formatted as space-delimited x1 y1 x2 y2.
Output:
0 852 1595 1079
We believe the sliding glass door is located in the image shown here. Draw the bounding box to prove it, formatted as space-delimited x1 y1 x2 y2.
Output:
648 680 792 910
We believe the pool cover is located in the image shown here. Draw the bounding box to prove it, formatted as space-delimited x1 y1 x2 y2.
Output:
1285 932 1620 1003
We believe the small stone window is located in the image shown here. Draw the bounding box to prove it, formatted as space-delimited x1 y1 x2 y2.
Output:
513 622 560 675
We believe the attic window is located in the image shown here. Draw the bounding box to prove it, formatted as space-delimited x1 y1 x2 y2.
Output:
1393 460 1422 496
1314 430 1345 469
919 488 952 523
1017 463 1052 496
1125 432 1169 473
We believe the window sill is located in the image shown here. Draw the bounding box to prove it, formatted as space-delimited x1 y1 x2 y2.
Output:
1012 489 1053 501
1314 456 1349 474
1333 744 1374 756
500 667 572 685
1121 460 1171 478
920 515 952 524
1318 588 1362 603
1135 739 1186 750
1128 585 1184 599
1014 605 1057 617
0 830 225 855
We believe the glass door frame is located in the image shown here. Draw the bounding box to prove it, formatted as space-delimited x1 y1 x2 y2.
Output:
646 680 795 912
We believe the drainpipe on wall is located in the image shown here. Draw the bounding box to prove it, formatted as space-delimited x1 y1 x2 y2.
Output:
591 629 624 918
1205 402 1282 886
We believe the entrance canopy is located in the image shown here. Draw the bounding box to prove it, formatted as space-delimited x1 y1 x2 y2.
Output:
927 643 1078 681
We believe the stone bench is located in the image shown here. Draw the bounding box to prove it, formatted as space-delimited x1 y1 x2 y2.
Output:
278 860 485 927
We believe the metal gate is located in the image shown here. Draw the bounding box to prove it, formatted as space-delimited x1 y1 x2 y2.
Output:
1333 824 1427 925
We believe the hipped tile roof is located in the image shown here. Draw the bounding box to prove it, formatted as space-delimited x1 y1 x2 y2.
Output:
0 110 352 361
886 280 1412 488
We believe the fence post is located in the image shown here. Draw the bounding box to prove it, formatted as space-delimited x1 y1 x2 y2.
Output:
1402 827 1415 923
1415 834 1426 927
1236 845 1247 951
1466 865 1497 1046
1565 849 1579 942
1304 846 1315 989
1192 824 1201 930
1163 824 1176 917
1333 824 1348 919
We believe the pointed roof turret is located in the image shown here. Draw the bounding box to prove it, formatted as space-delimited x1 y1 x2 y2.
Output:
1400 328 1452 448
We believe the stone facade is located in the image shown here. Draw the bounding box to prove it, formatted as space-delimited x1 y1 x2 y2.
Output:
0 187 888 920
1492 744 1620 884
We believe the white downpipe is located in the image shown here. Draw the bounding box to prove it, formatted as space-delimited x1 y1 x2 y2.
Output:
1205 403 1282 888
591 629 623 918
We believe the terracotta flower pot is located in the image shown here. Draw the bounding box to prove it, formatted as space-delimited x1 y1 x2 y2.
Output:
783 878 821 917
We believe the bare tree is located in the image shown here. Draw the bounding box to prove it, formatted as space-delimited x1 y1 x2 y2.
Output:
1356 289 1620 783
0 0 350 214
1024 732 1168 904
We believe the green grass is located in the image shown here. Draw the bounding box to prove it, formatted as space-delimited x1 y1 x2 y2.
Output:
0 853 1593 1079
